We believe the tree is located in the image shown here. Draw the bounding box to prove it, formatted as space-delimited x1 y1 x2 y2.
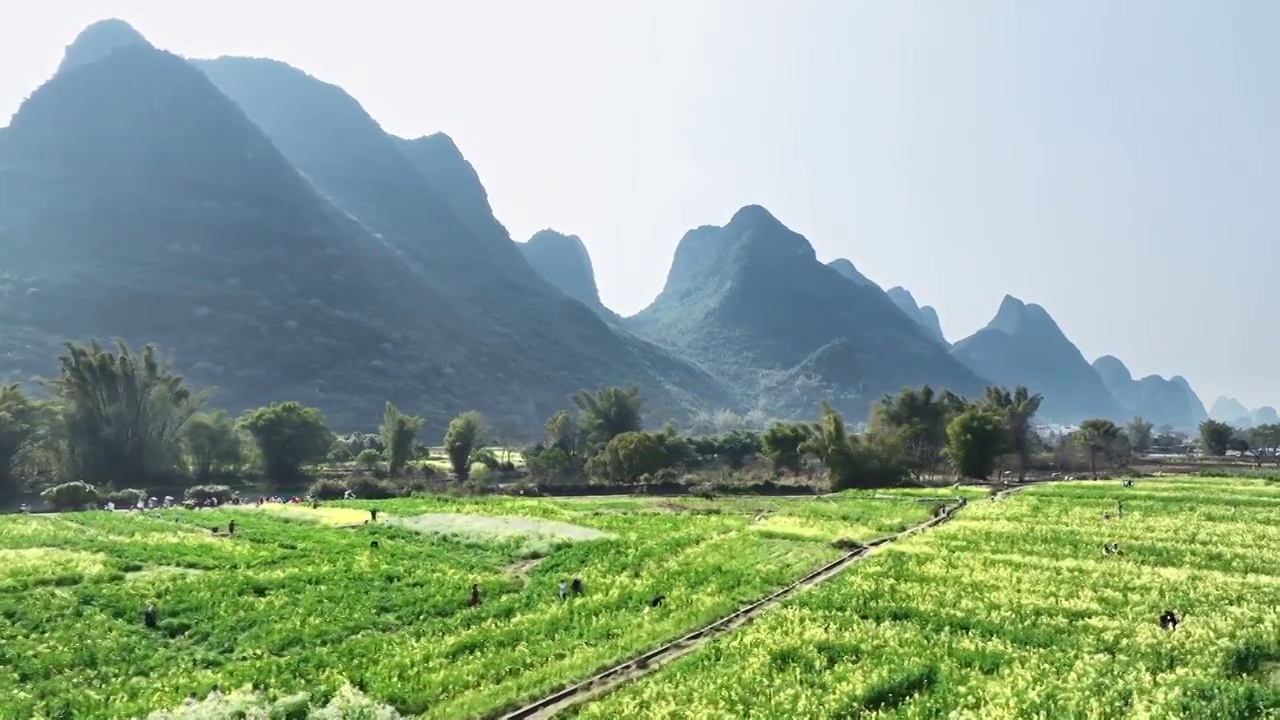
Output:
585 431 670 484
1245 424 1280 466
45 340 201 488
1125 417 1154 455
945 409 1011 480
356 448 382 471
379 402 423 476
711 430 762 469
1198 419 1233 457
185 411 243 481
1075 418 1122 478
443 411 486 480
238 402 332 482
979 386 1043 480
0 385 46 501
573 386 642 449
869 386 963 478
545 410 579 454
761 422 809 473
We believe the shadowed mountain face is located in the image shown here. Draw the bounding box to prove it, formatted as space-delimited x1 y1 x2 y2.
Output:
1092 355 1201 430
885 287 947 345
627 205 988 420
1169 376 1209 427
1210 396 1253 426
0 41 438 430
518 230 622 324
196 54 737 428
951 296 1119 423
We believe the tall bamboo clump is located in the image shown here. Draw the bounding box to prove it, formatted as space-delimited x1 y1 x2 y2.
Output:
45 340 203 488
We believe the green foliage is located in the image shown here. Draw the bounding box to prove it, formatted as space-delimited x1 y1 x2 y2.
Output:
185 410 243 481
979 386 1043 480
356 448 382 471
308 478 348 501
104 488 147 507
870 386 966 477
45 340 201 489
525 446 580 483
573 386 643 449
1126 417 1155 455
237 402 332 482
1242 424 1280 466
1075 418 1123 478
380 402 423 477
40 481 100 510
807 403 909 489
708 431 763 469
443 411 486 480
0 384 46 500
184 484 234 504
945 409 1011 480
345 475 399 499
586 431 672 484
1199 419 1234 457
761 422 809 473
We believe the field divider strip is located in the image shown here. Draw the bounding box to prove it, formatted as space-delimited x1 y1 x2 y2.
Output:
496 484 1038 720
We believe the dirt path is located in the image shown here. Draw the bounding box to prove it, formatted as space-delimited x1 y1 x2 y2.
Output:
498 482 1040 720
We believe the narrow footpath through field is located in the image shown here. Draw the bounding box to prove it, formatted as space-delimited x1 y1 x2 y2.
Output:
498 483 1034 719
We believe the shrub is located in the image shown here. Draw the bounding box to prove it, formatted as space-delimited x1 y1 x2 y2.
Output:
184 484 234 504
41 481 100 510
308 478 348 501
472 449 500 470
104 488 147 507
327 447 354 463
238 402 332 482
356 448 382 471
586 431 672 484
345 476 399 500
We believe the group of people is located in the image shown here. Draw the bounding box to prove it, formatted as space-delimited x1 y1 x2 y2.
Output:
557 576 585 600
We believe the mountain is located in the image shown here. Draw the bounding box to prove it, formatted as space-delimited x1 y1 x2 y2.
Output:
1210 397 1252 426
518 230 622 324
1092 355 1201 430
55 18 151 75
626 205 988 420
1170 376 1209 427
885 287 947 345
826 259 881 291
0 30 441 430
196 55 736 429
951 296 1119 423
1254 406 1278 425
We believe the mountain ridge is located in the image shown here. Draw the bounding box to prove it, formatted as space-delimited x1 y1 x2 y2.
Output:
951 296 1119 423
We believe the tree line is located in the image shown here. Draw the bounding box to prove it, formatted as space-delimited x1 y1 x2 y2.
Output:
2 339 1195 509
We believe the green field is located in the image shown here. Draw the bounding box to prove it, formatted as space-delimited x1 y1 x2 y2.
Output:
575 478 1280 719
0 491 939 718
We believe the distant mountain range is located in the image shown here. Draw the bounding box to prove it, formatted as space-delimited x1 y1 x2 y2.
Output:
0 19 1239 433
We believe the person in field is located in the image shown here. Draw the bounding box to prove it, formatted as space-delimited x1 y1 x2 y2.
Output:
571 575 583 596
559 580 568 601
227 520 236 536
1116 500 1124 519
650 594 665 608
469 583 481 607
370 508 379 522
1159 609 1180 630
144 604 158 629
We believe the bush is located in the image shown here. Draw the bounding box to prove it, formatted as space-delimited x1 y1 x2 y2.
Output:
308 478 348 501
184 484 234 504
345 476 399 500
104 488 147 507
356 448 382 471
41 481 100 511
473 449 500 470
586 432 672 484
327 447 354 463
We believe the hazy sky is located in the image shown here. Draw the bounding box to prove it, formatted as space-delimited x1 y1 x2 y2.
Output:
2 1 1277 408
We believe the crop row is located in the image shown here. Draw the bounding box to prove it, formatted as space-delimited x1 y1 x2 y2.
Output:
0 491 938 718
576 478 1280 719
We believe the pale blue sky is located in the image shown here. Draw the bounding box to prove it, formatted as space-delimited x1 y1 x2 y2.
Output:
2 1 1276 408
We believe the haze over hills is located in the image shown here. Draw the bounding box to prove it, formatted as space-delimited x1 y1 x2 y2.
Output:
885 287 947 345
518 230 623 324
1092 355 1204 430
627 205 988 420
951 296 1119 424
1210 396 1256 427
0 22 738 434
193 52 742 428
